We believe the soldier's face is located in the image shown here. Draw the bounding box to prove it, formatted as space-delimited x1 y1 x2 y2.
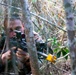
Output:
9 19 24 38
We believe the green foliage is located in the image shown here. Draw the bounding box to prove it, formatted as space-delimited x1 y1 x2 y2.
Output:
48 37 69 59
57 51 61 58
48 37 60 47
56 47 69 59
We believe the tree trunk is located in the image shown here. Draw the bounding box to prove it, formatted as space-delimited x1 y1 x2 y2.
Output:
20 0 41 75
63 0 76 75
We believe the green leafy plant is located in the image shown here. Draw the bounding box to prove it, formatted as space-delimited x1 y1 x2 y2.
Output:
48 37 69 59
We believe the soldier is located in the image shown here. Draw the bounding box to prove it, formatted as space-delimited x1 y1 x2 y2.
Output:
0 14 44 75
0 14 53 75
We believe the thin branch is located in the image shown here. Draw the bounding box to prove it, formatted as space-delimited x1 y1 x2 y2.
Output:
30 12 66 32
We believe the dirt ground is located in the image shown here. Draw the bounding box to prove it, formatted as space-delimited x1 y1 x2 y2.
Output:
54 58 71 75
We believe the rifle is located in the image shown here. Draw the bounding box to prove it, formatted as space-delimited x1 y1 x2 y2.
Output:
10 30 28 53
0 31 56 64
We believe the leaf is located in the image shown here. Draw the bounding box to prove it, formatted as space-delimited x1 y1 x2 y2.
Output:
62 50 68 59
64 48 69 53
57 51 61 58
53 48 60 53
65 56 68 59
62 50 66 56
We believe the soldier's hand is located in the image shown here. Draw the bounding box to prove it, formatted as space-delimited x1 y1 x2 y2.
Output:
16 48 30 63
1 50 11 63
